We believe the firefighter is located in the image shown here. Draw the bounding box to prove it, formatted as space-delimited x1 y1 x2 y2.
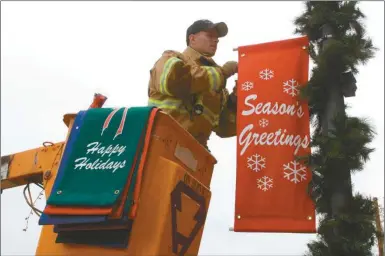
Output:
147 19 238 150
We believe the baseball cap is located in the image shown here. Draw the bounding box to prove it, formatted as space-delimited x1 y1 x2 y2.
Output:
186 19 228 45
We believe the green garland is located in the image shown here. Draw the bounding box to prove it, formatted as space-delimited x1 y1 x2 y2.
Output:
293 2 380 255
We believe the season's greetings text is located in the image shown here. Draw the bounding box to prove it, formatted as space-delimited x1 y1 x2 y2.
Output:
238 93 310 156
73 141 127 173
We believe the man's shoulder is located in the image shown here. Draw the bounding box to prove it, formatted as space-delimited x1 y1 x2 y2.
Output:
160 49 183 57
152 49 187 63
162 49 182 54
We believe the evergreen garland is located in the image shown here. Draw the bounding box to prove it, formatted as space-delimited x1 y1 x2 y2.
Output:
293 2 379 255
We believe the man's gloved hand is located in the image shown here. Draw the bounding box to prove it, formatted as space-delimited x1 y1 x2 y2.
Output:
232 81 237 97
221 61 238 78
227 81 237 111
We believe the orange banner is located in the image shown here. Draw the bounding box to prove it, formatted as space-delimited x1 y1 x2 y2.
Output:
234 36 316 233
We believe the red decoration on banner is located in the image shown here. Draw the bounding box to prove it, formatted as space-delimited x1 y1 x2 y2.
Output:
234 36 316 233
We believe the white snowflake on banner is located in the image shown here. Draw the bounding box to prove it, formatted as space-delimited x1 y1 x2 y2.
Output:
241 81 254 91
259 68 274 80
283 79 300 97
257 176 273 191
259 118 269 128
247 153 266 172
283 160 307 184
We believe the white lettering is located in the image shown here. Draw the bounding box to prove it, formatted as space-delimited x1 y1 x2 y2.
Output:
242 94 258 116
242 93 305 118
73 156 126 173
297 106 304 118
238 124 310 156
74 141 128 174
74 157 89 170
238 124 254 156
86 141 126 157
266 133 274 145
86 142 99 155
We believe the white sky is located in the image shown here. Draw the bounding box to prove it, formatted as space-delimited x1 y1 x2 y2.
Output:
1 1 383 255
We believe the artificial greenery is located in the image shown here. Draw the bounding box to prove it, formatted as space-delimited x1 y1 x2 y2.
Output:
293 2 379 255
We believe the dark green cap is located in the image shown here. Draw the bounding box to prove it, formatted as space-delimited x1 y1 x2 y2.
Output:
186 19 228 45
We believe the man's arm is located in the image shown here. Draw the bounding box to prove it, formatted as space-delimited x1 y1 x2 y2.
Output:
151 51 226 98
186 59 238 95
187 61 226 94
151 51 237 98
213 87 237 138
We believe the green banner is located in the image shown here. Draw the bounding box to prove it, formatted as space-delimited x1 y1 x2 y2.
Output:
47 106 154 207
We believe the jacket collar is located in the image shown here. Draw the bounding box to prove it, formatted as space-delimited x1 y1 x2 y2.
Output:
183 46 218 66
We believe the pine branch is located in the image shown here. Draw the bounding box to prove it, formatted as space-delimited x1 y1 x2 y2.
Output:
293 1 378 255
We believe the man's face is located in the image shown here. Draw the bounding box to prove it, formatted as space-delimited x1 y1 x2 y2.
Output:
189 28 219 57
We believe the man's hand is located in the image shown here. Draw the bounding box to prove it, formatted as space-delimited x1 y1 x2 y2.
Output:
221 61 238 78
232 80 237 97
226 81 237 111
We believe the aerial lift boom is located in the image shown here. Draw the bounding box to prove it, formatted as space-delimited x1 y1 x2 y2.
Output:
1 93 106 192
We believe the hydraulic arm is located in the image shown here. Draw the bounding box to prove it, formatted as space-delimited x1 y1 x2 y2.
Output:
1 120 71 192
1 93 106 192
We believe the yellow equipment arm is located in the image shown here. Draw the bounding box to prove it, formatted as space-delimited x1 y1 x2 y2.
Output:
1 93 106 192
0 114 75 192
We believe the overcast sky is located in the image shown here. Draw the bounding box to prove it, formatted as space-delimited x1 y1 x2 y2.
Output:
1 1 384 255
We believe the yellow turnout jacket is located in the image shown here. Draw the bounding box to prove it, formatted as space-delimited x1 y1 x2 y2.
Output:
147 46 237 148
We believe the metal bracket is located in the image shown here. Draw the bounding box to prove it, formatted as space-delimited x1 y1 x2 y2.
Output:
1 155 11 181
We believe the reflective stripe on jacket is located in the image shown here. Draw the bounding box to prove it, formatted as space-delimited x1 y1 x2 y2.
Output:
147 47 236 147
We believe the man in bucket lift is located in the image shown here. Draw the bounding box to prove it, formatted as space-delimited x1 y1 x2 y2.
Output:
147 19 238 150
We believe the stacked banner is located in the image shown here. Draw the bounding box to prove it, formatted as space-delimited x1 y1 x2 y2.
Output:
234 36 316 233
39 106 159 248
